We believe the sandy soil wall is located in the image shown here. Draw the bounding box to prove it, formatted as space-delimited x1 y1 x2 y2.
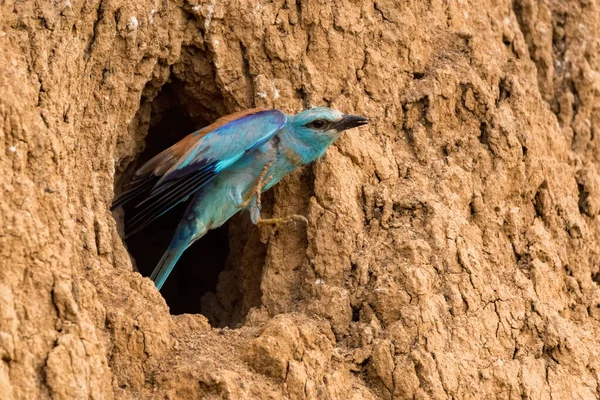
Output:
2 0 600 398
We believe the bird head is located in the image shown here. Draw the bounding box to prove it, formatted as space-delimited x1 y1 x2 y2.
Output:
288 107 368 160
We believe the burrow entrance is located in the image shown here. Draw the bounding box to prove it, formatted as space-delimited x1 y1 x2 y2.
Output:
114 61 267 327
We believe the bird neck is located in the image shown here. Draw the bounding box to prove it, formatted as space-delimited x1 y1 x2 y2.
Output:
279 123 337 165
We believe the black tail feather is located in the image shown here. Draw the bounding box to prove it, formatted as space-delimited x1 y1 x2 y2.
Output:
111 172 158 210
123 168 216 237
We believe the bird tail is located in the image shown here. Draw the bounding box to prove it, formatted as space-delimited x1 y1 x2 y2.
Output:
150 245 187 290
149 195 208 290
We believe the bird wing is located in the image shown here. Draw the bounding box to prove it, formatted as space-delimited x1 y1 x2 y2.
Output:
112 107 272 209
116 108 286 237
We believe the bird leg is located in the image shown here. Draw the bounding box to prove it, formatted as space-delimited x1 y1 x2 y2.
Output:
242 162 308 227
257 214 309 226
240 162 272 211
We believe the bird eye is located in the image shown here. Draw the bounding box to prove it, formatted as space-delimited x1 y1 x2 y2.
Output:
306 119 327 130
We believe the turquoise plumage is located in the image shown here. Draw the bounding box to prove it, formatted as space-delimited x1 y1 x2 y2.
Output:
112 107 368 290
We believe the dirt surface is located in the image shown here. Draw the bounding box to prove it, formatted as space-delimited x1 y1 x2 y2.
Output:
2 0 600 398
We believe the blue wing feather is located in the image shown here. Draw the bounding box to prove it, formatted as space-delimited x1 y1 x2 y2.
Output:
157 109 285 185
123 109 286 237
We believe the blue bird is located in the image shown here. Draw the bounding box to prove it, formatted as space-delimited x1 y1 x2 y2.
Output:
112 107 368 290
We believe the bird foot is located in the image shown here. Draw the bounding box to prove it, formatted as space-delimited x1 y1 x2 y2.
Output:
243 162 308 228
256 214 308 227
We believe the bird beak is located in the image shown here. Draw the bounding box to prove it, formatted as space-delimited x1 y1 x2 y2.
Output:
332 114 369 132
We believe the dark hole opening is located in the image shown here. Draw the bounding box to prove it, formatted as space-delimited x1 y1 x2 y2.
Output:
120 80 231 316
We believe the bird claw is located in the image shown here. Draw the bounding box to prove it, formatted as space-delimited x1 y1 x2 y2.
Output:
256 214 308 227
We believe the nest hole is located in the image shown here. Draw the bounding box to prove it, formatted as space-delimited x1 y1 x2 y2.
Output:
115 75 267 326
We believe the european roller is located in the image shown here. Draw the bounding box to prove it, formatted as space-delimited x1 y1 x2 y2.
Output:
112 107 368 290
